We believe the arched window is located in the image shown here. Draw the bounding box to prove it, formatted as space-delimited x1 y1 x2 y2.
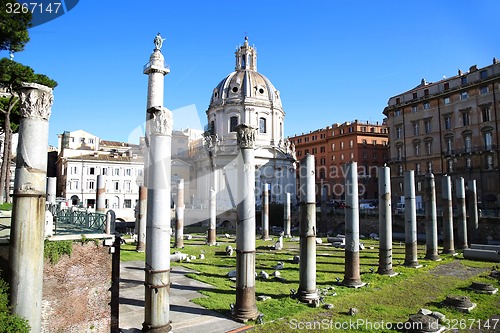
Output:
210 120 215 135
259 117 266 133
229 116 238 132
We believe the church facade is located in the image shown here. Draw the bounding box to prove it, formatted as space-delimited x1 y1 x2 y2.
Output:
191 38 297 210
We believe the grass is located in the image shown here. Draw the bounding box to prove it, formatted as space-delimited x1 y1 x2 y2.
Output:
120 230 500 333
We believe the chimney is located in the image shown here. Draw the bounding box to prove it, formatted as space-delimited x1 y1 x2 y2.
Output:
469 65 477 72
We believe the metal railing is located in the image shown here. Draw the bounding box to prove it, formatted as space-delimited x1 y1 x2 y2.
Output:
49 204 106 233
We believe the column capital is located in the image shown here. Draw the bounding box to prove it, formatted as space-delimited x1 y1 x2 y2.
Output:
236 124 256 149
19 83 53 121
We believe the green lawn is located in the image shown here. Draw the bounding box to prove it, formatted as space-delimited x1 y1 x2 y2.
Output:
120 231 500 333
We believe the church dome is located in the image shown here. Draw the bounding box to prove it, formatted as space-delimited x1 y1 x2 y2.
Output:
209 38 282 110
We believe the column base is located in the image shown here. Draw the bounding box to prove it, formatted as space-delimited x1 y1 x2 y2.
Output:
404 261 423 268
424 253 441 261
295 288 319 303
233 287 259 322
207 229 216 245
377 267 398 277
341 279 366 288
136 242 145 252
142 322 172 333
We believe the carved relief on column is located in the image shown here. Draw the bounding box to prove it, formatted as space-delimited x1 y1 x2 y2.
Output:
235 124 256 149
148 106 173 135
19 83 54 121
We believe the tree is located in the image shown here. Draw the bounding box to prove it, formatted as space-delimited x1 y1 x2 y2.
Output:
0 0 32 53
0 58 57 202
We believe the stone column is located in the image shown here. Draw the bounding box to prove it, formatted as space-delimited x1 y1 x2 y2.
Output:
175 179 185 248
143 106 173 332
284 192 291 237
297 155 320 301
424 173 440 260
106 210 116 235
96 174 106 214
9 82 53 332
261 183 270 240
342 161 365 287
207 187 217 245
404 170 420 267
378 166 396 276
441 176 455 255
233 124 259 322
136 186 147 252
46 177 56 205
456 177 468 250
467 180 479 245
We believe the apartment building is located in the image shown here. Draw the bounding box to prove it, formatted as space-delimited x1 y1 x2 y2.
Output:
289 120 389 202
383 58 500 209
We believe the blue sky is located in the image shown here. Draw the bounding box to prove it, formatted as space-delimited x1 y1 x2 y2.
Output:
3 0 500 147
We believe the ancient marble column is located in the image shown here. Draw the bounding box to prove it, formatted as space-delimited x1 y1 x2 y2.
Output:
175 179 185 248
46 177 56 205
143 106 173 332
284 192 291 237
342 162 364 287
424 173 440 260
441 175 455 255
9 82 53 332
297 155 320 302
207 186 217 245
456 177 468 250
96 174 106 214
320 185 328 233
404 170 420 267
261 183 270 240
378 166 396 276
233 124 259 322
467 179 479 245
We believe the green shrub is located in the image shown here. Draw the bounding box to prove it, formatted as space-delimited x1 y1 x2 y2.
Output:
0 279 30 332
44 240 73 264
0 203 12 211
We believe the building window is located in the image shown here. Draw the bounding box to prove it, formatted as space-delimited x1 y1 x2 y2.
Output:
363 152 367 159
71 166 77 174
70 179 79 190
444 82 449 90
461 111 470 126
444 115 452 130
424 119 432 134
113 181 119 191
305 149 309 154
332 155 335 161
331 143 335 151
88 167 95 175
124 181 131 191
464 135 472 153
396 146 403 161
124 199 132 208
341 154 344 160
423 102 430 110
443 97 450 105
395 109 401 117
412 92 417 99
372 140 376 145
480 86 489 95
88 180 95 190
340 142 344 149
461 76 467 85
259 118 266 133
229 116 238 132
415 163 421 175
424 89 429 96
396 126 402 139
427 162 433 173
320 158 325 165
138 169 143 176
412 106 418 113
484 131 493 150
413 122 420 136
460 91 468 100
350 152 354 159
312 148 317 154
320 146 325 153
361 126 366 132
102 168 108 175
398 165 403 176
482 107 491 122
126 168 132 176
114 168 120 176
480 70 488 79
486 155 494 169
426 141 432 155
466 158 472 169
349 140 353 148
414 143 420 156
445 137 454 154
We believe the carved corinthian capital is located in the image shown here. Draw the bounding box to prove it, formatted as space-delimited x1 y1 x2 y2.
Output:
235 123 256 149
148 106 173 135
19 83 54 121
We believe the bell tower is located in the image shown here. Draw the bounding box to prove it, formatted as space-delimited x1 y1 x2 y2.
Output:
235 36 257 71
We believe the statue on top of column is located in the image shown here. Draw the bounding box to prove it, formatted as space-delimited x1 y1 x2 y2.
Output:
154 33 165 50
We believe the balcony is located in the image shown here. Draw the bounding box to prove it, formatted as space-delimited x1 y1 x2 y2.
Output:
453 144 497 155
